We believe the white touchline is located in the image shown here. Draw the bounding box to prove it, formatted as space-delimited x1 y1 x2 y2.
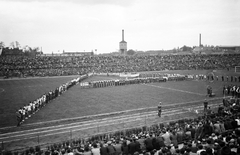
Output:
143 83 206 96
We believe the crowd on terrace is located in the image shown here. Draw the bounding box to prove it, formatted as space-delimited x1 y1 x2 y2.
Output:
3 96 240 155
0 54 240 77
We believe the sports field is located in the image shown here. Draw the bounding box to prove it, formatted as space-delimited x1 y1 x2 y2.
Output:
0 69 239 151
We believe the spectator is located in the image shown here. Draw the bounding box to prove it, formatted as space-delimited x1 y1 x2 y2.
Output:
121 140 129 155
92 143 101 155
100 143 109 155
144 134 154 152
106 141 116 155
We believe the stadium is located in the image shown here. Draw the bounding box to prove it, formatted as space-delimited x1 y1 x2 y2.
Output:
1 0 240 153
1 50 240 155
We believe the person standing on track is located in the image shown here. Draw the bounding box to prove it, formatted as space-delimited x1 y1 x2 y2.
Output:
16 109 22 126
203 99 208 115
158 102 162 117
207 85 212 97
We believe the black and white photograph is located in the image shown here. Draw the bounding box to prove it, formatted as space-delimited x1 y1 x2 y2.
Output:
0 0 240 154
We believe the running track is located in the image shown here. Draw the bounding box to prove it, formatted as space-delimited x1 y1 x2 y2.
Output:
0 99 222 151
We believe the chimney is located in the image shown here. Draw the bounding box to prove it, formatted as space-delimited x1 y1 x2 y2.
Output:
122 29 124 41
199 33 201 47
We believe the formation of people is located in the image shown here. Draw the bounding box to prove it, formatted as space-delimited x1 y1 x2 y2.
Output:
1 54 240 78
80 77 167 89
16 74 88 126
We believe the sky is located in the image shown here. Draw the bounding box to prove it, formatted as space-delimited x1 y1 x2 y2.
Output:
0 0 239 54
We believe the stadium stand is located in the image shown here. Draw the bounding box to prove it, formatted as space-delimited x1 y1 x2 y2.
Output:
0 54 240 78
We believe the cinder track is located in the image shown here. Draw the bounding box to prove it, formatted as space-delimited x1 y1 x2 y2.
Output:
0 99 221 151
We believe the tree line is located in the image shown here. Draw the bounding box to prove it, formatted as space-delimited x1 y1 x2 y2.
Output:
0 41 42 56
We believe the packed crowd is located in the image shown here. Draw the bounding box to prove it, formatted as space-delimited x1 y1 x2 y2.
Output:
0 54 240 77
4 97 240 155
16 74 88 126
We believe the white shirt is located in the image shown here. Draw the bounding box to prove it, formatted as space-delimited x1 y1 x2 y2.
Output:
197 149 205 155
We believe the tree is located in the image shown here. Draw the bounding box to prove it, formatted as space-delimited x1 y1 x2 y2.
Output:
181 45 192 51
0 41 5 48
9 42 15 49
126 49 136 55
15 41 21 49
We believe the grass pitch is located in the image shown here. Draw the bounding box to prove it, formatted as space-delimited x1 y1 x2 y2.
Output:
0 69 238 128
0 69 239 151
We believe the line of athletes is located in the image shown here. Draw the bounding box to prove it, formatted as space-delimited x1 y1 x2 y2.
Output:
207 74 240 82
140 73 240 82
80 77 167 88
15 77 83 126
223 85 240 98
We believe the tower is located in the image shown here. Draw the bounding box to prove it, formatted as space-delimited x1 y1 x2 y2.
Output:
119 29 127 54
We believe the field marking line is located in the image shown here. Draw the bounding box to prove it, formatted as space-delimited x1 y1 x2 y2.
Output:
0 96 224 131
143 83 206 96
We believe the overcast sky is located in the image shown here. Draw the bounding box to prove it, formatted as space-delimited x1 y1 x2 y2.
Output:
0 0 239 54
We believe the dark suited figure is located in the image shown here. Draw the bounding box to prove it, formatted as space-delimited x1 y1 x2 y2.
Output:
128 139 137 155
100 143 109 155
144 135 154 152
134 138 141 153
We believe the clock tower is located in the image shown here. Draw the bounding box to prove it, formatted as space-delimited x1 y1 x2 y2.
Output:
119 29 127 55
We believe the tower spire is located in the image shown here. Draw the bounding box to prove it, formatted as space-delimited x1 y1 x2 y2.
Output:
199 33 201 47
122 29 124 41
